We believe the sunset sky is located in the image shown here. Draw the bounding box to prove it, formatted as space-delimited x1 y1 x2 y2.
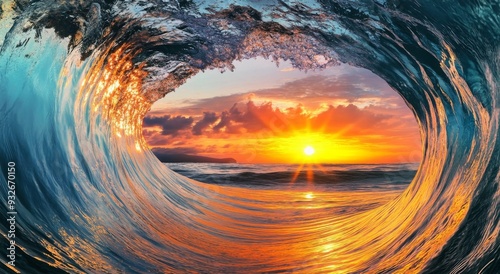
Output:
143 58 422 164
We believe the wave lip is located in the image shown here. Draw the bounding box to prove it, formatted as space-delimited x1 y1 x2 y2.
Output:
1 0 499 273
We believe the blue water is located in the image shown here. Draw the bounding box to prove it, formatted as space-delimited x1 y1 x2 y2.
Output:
1 0 499 273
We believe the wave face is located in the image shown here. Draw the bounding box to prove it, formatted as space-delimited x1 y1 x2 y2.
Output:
0 0 498 273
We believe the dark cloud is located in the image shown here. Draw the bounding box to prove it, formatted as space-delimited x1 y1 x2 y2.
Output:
212 101 290 134
213 109 232 132
144 115 194 135
192 112 219 135
144 132 175 146
142 129 157 138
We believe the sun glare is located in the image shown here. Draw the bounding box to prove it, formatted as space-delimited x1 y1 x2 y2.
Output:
304 145 315 156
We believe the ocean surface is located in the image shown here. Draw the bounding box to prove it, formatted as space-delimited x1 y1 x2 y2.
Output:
1 0 498 273
165 163 419 192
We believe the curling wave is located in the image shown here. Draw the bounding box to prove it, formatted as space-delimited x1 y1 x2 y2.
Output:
0 0 499 273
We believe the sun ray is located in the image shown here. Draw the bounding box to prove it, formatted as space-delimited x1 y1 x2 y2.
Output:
291 163 305 184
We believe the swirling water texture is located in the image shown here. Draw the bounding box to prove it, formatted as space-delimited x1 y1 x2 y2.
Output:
0 0 499 273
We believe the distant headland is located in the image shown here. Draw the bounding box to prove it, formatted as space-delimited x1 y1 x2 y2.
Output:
152 149 237 163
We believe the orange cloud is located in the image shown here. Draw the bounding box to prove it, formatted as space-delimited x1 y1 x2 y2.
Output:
143 72 421 164
143 100 421 163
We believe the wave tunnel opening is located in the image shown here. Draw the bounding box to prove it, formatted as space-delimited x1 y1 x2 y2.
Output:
0 1 498 273
144 57 423 200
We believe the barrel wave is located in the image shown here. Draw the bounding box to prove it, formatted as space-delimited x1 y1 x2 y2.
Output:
0 0 499 273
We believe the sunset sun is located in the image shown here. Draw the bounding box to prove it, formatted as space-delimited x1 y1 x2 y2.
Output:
304 145 315 156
